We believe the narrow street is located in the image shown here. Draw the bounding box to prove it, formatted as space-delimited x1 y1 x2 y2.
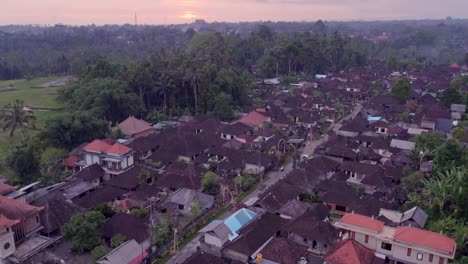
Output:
166 103 363 264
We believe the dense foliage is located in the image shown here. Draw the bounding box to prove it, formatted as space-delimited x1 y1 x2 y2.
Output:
63 210 106 253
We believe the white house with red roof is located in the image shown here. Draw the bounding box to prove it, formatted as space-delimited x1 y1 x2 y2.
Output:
81 139 135 177
335 213 457 264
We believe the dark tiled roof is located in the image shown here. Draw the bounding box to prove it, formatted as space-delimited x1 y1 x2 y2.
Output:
74 163 105 182
74 185 127 208
31 191 84 234
107 165 156 190
156 162 202 190
220 122 252 136
260 238 308 264
284 212 338 243
303 156 340 175
257 181 301 212
325 147 358 160
225 212 289 256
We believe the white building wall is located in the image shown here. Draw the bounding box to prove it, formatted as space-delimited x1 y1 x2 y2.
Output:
204 233 223 248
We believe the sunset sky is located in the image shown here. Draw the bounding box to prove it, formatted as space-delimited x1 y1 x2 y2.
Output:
2 0 468 25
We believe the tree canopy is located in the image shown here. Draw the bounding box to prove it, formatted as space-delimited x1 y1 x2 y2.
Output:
391 77 411 103
63 211 106 253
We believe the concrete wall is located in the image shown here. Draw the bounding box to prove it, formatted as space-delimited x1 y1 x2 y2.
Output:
23 213 41 235
288 233 330 255
0 229 15 258
204 233 224 248
336 130 358 137
245 164 265 174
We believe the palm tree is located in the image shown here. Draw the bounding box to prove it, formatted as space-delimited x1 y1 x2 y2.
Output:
1 100 36 137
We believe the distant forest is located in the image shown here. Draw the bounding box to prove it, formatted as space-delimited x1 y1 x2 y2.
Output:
0 19 467 80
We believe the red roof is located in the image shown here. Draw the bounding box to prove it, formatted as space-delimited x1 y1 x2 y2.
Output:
340 213 384 233
129 251 148 264
237 111 269 127
116 116 153 137
106 142 132 156
83 139 132 156
394 226 456 254
83 139 112 153
0 196 44 220
450 63 459 68
387 126 405 135
0 215 19 230
0 182 16 196
325 239 374 264
63 155 79 168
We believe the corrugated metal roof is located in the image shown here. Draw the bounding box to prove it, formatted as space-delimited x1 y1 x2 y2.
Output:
224 208 257 241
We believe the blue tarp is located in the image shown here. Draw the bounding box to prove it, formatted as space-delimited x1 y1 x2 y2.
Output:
224 208 257 241
368 116 382 121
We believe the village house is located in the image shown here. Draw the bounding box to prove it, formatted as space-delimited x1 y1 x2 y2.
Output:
284 210 338 256
200 208 257 249
97 239 148 264
114 116 156 139
237 111 271 128
335 213 456 264
222 212 288 263
80 139 135 178
164 188 214 216
258 238 309 264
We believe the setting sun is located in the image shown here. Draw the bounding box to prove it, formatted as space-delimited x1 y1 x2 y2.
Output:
181 11 198 20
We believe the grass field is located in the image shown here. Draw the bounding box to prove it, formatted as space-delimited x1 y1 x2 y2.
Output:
0 77 65 109
0 77 66 179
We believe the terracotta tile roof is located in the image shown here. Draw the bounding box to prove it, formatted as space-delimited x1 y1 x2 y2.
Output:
83 139 132 156
394 226 456 254
340 213 384 233
0 195 44 220
83 139 111 153
106 142 132 156
63 155 79 168
0 215 19 229
0 182 17 195
116 116 153 137
325 239 374 264
237 111 269 127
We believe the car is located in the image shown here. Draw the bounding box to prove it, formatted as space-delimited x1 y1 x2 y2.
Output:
280 166 285 171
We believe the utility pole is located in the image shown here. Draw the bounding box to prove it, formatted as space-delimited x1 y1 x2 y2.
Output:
173 228 178 252
134 12 138 26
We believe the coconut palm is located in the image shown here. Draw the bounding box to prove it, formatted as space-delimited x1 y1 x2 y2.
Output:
1 99 36 137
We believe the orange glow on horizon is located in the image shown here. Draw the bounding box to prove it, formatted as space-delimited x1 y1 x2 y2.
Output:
180 11 198 20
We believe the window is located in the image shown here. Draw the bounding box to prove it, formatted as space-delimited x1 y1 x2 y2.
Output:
365 235 369 244
336 205 346 212
429 254 434 262
439 257 444 264
178 204 184 210
381 242 392 251
350 232 355 239
36 216 39 223
407 248 412 257
417 253 423 261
